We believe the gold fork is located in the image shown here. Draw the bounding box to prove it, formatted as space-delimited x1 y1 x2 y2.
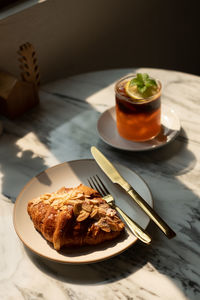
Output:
88 175 151 244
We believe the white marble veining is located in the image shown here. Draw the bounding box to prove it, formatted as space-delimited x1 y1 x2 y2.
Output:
0 68 200 300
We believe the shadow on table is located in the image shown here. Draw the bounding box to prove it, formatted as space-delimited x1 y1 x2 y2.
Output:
25 239 152 285
24 129 200 298
0 68 135 202
96 127 196 177
0 68 199 298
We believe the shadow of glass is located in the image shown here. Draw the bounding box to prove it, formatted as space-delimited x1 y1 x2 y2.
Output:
96 127 196 177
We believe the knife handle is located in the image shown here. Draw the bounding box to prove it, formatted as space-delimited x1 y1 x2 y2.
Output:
127 189 176 239
115 206 151 244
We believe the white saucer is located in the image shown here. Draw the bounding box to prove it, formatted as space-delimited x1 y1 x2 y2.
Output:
97 105 181 151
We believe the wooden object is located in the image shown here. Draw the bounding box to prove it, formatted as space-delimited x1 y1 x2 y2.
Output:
18 42 40 86
0 42 40 119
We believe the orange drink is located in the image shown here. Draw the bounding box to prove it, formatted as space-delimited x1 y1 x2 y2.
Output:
115 73 161 142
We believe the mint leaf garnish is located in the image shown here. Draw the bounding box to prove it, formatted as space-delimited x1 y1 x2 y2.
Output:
138 86 147 94
130 73 157 96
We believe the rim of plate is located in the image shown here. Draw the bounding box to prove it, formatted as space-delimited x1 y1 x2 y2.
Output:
13 159 153 264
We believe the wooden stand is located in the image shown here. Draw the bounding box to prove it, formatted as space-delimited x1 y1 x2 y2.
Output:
0 42 40 119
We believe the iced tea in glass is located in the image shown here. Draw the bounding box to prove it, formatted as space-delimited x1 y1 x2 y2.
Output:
115 74 161 142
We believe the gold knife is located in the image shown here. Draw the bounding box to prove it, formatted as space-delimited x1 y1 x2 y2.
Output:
91 146 176 239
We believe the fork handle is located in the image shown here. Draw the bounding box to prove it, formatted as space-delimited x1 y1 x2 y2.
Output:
115 206 151 244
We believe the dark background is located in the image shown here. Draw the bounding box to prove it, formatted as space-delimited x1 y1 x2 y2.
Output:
0 0 200 83
77 0 200 77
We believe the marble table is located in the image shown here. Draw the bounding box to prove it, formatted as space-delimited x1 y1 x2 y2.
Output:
0 68 200 300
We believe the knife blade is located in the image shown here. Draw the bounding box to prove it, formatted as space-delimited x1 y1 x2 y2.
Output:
91 146 176 239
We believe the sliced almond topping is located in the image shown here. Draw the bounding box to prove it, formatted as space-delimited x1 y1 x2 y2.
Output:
41 193 51 200
99 225 111 232
57 187 67 194
73 201 83 215
107 221 119 232
60 205 68 211
106 208 116 217
105 216 118 228
113 215 121 222
100 203 110 209
66 190 81 199
98 207 107 217
90 208 98 219
73 193 85 200
88 224 100 237
97 217 111 232
85 194 92 198
118 223 125 230
90 199 101 205
31 197 43 206
66 199 83 205
76 210 90 222
82 202 92 212
51 199 60 206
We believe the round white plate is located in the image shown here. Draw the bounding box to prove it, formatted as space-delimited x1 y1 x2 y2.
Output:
97 105 181 151
13 159 152 264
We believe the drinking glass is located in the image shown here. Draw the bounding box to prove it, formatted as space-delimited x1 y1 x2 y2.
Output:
115 74 162 142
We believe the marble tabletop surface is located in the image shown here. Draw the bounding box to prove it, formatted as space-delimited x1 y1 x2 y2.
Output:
0 68 200 300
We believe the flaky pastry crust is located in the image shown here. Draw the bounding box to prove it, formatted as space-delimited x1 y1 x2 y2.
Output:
27 184 124 250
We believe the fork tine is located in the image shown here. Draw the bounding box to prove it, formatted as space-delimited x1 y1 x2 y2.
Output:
89 177 152 244
88 178 95 190
96 175 110 195
88 177 104 196
92 176 106 196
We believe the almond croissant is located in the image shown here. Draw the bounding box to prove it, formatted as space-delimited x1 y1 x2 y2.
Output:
27 184 124 250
